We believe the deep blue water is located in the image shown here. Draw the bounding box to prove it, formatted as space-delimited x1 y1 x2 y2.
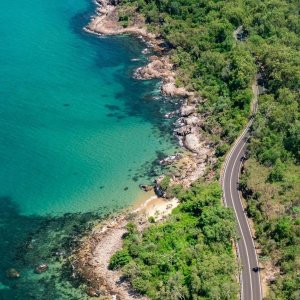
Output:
0 0 179 298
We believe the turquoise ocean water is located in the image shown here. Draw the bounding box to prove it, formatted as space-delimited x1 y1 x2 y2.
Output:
0 0 179 298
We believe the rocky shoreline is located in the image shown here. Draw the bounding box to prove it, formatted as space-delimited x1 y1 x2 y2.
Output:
72 0 217 298
85 0 216 184
71 195 179 300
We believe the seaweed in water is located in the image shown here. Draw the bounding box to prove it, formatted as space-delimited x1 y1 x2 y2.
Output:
0 196 118 300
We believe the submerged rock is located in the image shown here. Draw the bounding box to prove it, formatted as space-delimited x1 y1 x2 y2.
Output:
34 263 48 274
139 184 153 192
6 268 20 279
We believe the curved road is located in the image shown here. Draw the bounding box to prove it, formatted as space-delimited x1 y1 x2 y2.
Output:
221 83 262 300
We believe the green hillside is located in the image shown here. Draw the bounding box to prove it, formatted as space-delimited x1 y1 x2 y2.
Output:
113 1 300 298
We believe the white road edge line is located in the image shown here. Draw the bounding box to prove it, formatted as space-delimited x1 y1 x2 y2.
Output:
221 81 262 300
229 141 253 300
221 122 253 300
225 125 262 300
237 156 263 300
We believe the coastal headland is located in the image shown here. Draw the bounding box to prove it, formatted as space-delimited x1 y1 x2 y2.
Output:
72 0 218 298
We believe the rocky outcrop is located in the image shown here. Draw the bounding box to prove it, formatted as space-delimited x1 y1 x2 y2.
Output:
173 100 202 151
184 116 200 125
174 125 192 136
34 263 49 274
161 81 191 97
134 57 172 80
180 105 196 117
183 133 200 153
86 0 163 52
134 55 195 98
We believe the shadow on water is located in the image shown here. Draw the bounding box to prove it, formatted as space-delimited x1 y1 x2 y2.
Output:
0 196 117 300
67 0 183 184
69 0 182 137
0 3 184 299
0 1 186 300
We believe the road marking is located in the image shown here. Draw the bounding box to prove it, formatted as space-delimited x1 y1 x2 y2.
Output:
237 160 263 300
229 142 253 300
221 123 253 300
221 80 262 300
235 235 244 299
220 119 253 192
224 128 262 300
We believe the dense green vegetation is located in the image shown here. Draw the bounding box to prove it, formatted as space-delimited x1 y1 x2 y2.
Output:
240 159 300 300
116 0 300 299
110 182 238 299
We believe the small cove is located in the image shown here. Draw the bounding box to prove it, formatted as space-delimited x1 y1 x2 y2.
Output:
0 0 180 298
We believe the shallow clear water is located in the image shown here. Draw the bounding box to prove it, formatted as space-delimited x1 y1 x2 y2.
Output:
0 0 179 298
0 0 178 216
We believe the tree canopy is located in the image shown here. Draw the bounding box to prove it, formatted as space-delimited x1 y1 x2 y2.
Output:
117 0 300 298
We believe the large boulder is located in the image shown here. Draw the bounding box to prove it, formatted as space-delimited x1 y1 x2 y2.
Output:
180 105 196 117
162 82 190 97
34 263 48 274
184 116 200 125
184 134 200 153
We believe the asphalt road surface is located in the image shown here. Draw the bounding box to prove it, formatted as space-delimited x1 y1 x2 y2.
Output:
221 84 262 300
221 74 262 300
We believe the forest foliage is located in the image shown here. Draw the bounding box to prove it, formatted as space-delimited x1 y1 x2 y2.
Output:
116 0 300 299
110 182 239 300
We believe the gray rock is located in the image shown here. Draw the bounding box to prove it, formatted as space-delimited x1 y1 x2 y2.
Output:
184 134 200 152
139 184 153 192
174 117 185 127
34 263 48 274
184 116 199 125
174 125 192 136
180 105 195 117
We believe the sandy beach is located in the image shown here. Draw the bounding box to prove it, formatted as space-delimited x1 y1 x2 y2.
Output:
71 0 217 298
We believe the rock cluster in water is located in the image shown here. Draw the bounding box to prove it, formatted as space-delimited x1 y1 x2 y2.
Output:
6 268 20 279
34 263 49 274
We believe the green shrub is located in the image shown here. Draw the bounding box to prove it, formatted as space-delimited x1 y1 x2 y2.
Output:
109 250 131 270
112 182 238 299
148 216 155 223
215 143 230 157
159 175 171 191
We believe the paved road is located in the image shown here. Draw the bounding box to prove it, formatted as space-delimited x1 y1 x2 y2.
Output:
221 83 262 300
